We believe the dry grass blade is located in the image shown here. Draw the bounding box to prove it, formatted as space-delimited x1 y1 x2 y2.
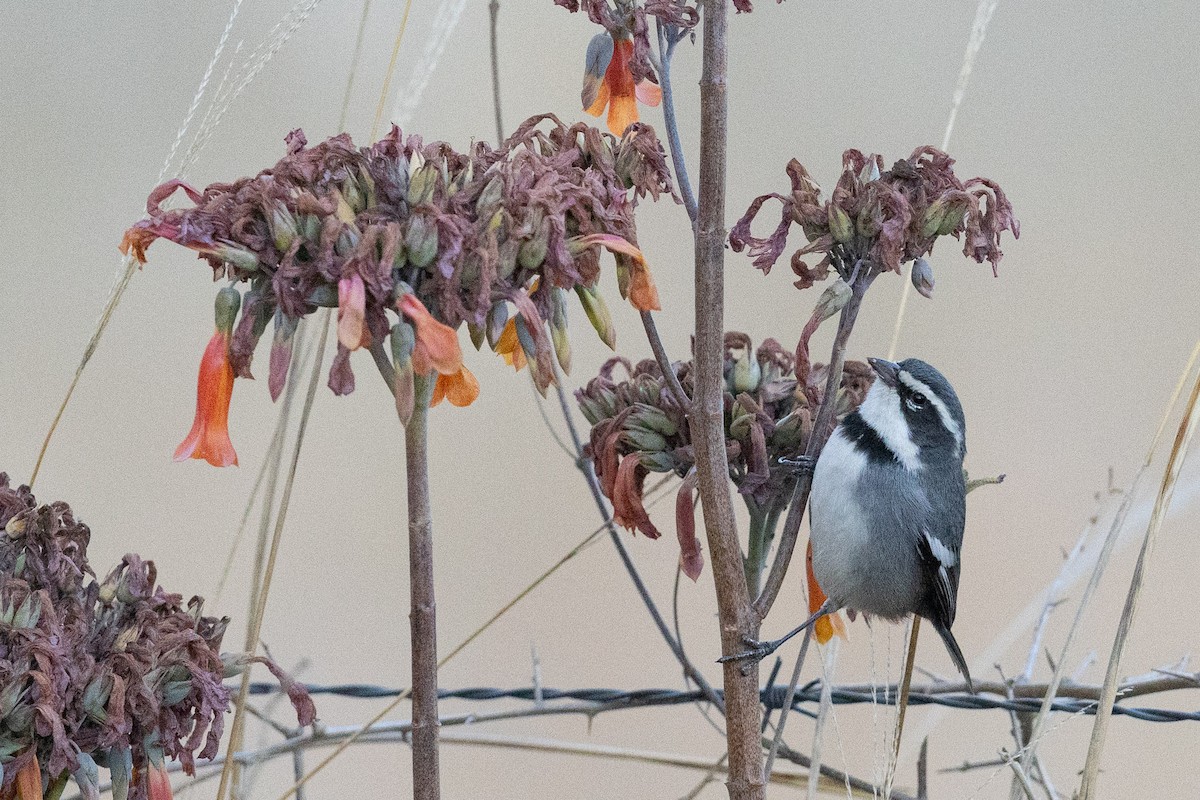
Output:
368 0 414 141
438 733 811 789
1077 357 1200 798
215 311 332 800
1018 338 1200 774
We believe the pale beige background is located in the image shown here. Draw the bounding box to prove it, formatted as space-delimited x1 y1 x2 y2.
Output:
2 1 1199 797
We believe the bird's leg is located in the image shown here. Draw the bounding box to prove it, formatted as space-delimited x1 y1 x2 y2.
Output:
778 454 816 476
717 599 839 664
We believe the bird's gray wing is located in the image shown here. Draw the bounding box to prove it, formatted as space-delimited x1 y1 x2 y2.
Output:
917 464 966 626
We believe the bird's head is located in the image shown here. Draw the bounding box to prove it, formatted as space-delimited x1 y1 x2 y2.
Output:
858 357 966 465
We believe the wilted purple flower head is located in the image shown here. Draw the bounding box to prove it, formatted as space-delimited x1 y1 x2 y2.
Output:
729 147 1019 291
122 114 675 403
0 474 314 800
576 338 873 580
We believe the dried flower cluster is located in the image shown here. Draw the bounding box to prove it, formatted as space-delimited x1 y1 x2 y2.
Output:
577 335 873 580
0 475 314 800
729 147 1019 292
123 114 674 462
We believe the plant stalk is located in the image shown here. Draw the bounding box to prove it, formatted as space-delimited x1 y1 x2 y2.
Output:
692 2 765 797
406 375 441 800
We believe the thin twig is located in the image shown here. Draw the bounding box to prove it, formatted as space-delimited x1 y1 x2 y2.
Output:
488 0 504 143
885 616 921 797
369 0 414 141
1078 358 1200 798
764 628 813 781
338 0 373 133
692 2 765 798
642 310 690 407
653 18 698 223
1003 749 1038 800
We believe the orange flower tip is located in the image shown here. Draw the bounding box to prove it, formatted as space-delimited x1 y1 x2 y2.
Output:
634 80 662 108
399 294 464 376
119 226 152 263
607 93 638 137
148 761 175 800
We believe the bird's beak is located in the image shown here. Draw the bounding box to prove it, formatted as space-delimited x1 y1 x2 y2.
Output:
868 358 901 388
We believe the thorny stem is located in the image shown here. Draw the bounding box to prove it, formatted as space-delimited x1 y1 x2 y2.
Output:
754 275 872 619
654 19 698 223
488 0 504 143
692 2 765 799
548 366 723 710
406 374 441 800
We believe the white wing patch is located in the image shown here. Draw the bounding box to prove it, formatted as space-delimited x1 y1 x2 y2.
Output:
898 371 964 456
923 530 957 568
856 382 921 471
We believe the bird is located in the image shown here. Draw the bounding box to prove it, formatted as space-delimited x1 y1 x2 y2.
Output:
722 357 973 690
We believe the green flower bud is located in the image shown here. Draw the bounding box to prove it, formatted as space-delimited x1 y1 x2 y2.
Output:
407 163 439 206
811 278 852 324
270 205 300 252
108 747 134 800
83 675 112 722
486 302 509 349
631 402 678 436
214 245 260 272
550 288 571 374
467 321 486 351
497 239 519 280
938 200 968 235
575 284 616 349
405 215 439 269
475 175 504 215
828 204 854 244
161 680 193 707
920 199 950 238
518 217 550 270
728 408 754 440
0 679 24 718
910 257 934 298
214 286 241 334
638 451 677 472
622 427 668 453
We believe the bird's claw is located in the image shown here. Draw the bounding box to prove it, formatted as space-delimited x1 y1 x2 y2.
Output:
717 636 778 664
779 455 816 476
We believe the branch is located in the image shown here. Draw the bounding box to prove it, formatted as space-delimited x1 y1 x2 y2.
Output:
488 0 504 143
692 2 765 798
654 18 698 223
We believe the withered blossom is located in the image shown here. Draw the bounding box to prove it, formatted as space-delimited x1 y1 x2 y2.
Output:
122 114 675 447
555 0 699 88
729 147 1019 292
0 475 314 800
577 334 874 585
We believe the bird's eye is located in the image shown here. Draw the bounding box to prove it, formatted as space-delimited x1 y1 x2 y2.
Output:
908 393 928 410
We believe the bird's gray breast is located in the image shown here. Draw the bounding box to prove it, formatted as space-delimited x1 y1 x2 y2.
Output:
809 428 930 619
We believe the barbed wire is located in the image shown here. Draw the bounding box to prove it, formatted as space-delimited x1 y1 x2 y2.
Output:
242 679 1200 723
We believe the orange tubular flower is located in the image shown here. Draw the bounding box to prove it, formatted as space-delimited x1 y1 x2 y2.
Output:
806 540 846 644
582 34 662 136
572 233 661 312
397 293 479 408
175 287 241 467
14 754 43 800
175 329 238 467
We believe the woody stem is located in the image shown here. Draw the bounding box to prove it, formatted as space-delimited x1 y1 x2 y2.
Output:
405 374 441 800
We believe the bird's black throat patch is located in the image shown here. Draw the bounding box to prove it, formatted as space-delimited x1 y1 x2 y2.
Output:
839 412 900 465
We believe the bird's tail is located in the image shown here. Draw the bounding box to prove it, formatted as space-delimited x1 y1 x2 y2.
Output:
932 620 973 693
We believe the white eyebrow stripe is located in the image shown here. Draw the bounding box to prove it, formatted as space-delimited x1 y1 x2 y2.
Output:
898 371 963 454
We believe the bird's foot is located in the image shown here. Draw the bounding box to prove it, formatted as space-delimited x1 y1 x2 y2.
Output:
779 455 816 476
717 636 781 665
